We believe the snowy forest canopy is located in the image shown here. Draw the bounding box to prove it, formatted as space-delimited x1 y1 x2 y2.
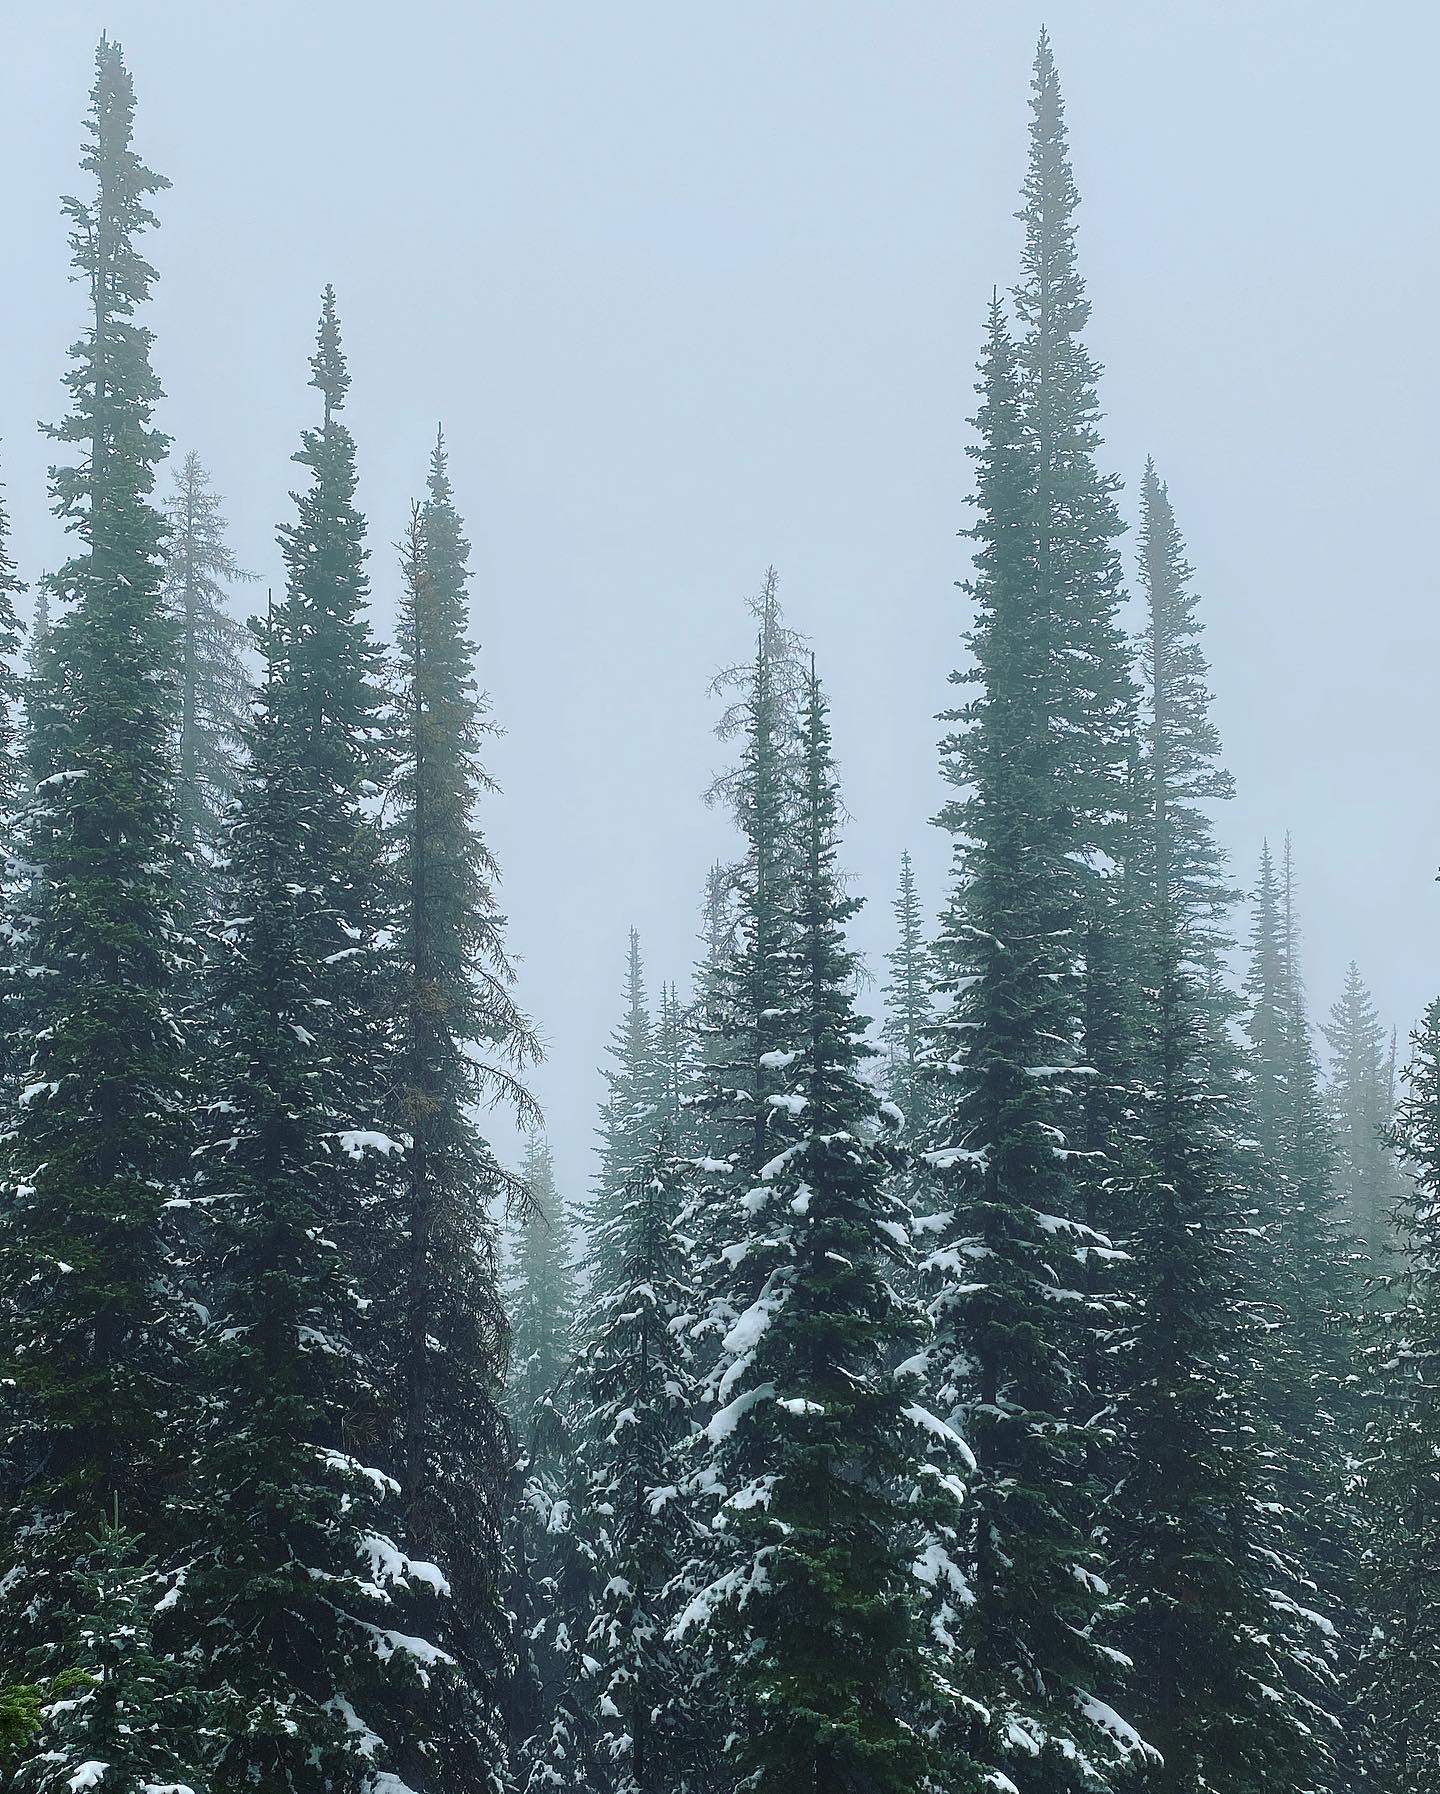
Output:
0 25 1436 1794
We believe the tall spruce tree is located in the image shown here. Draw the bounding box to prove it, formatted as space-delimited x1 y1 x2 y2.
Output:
504 1140 597 1791
589 932 662 1301
1131 460 1239 981
182 299 430 1792
1108 459 1315 1791
0 452 26 819
162 450 254 898
925 288 1137 1788
0 456 29 1097
0 36 191 1700
578 1145 703 1794
1246 839 1350 1430
882 850 933 1139
704 566 808 819
1323 962 1403 1288
1354 1000 1440 1790
1242 839 1348 1782
653 981 700 1155
1011 35 1140 1464
390 441 541 1793
679 665 963 1793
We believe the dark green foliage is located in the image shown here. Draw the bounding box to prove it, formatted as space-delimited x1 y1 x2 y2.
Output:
1133 460 1238 979
180 300 431 1792
9 1511 205 1793
0 35 189 1696
579 1147 703 1794
681 667 959 1794
1242 839 1348 1783
1014 31 1134 866
1245 840 1352 1437
390 442 541 1792
185 618 418 1790
1355 1001 1440 1790
927 290 1133 1788
1109 462 1317 1791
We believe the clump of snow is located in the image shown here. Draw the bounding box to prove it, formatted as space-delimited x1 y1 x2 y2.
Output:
336 1130 404 1159
705 1382 776 1443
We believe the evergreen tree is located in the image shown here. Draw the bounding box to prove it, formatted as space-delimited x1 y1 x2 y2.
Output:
0 35 191 1696
652 981 699 1154
1242 838 1348 1782
1108 458 1314 1791
579 1146 703 1794
181 298 427 1792
390 441 541 1792
881 850 933 1139
589 932 662 1300
507 1139 578 1425
679 666 962 1793
1354 1000 1440 1790
0 456 29 1097
10 1509 205 1794
161 450 254 896
505 1140 597 1790
925 288 1136 1789
704 567 808 818
183 614 422 1792
686 635 807 1343
1132 460 1238 982
1011 34 1140 1468
1323 962 1403 1289
691 860 738 1085
1013 32 1134 863
0 452 27 818
1246 838 1350 1429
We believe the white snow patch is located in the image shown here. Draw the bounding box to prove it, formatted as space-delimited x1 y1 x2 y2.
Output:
337 1130 404 1159
705 1381 776 1443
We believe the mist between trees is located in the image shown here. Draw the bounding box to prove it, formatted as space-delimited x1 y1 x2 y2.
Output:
0 26 1436 1794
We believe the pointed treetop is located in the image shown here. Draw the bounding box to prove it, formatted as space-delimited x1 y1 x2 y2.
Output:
309 284 350 419
427 422 452 504
1016 26 1086 342
82 32 170 204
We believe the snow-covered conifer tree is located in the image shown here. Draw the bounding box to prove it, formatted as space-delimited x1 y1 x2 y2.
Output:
578 1146 704 1794
181 299 432 1792
924 280 1136 1788
0 452 26 821
678 665 964 1792
1109 460 1321 1791
389 441 541 1792
1354 1000 1440 1790
1324 962 1404 1289
10 1510 205 1794
0 36 192 1702
589 933 663 1301
505 1141 599 1791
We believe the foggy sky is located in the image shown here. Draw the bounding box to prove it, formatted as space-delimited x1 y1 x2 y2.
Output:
4 2 1437 1208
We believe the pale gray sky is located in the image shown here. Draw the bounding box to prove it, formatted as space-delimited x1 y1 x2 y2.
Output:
4 2 1437 1204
